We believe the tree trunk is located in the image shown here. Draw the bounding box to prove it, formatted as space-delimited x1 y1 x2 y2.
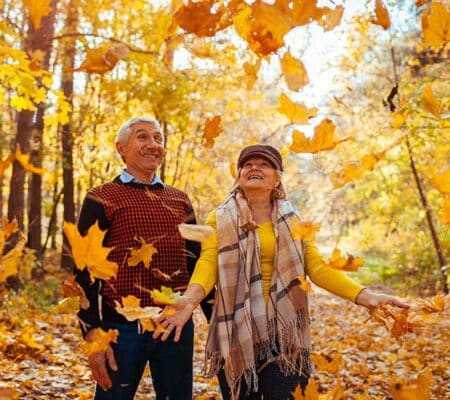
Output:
60 0 79 270
406 138 448 294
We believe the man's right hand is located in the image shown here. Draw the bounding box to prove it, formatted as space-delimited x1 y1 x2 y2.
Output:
85 331 118 391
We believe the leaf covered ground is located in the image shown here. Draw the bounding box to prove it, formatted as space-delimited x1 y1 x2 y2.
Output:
0 270 448 399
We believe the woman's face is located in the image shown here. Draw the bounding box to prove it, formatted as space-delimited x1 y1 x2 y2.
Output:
238 156 280 194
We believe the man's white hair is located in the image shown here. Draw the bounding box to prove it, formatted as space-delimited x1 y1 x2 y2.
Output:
115 116 163 144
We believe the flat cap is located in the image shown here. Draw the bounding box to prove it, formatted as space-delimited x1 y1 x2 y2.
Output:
237 144 283 171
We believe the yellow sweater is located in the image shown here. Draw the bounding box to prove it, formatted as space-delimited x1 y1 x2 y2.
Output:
190 210 364 303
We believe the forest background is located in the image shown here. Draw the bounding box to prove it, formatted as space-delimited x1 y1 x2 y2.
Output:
0 0 449 399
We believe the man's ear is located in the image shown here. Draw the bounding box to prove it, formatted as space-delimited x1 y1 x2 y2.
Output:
116 142 126 161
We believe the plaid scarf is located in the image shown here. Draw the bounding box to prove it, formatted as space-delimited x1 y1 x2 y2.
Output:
205 191 311 398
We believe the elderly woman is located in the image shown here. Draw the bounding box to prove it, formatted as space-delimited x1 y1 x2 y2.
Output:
154 144 407 400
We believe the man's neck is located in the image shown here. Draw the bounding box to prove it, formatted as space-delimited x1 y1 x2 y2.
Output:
126 168 155 184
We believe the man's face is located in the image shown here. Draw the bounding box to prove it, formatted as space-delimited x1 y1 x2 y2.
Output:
116 122 165 177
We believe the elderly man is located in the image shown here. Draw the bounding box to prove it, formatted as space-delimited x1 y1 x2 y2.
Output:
74 117 210 399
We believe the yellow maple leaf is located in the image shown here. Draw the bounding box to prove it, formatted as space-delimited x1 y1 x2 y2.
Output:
150 285 180 305
317 5 344 32
422 83 441 118
389 369 432 400
390 109 409 130
63 221 118 282
439 198 450 226
115 295 162 321
243 59 262 90
60 276 89 309
74 44 129 74
178 223 214 242
51 297 81 314
14 145 45 176
291 220 321 242
2 218 19 237
415 294 445 313
327 248 364 272
281 53 309 91
81 328 119 356
0 234 26 283
277 93 317 125
0 153 13 180
202 115 223 148
23 0 53 30
128 236 157 268
432 169 450 195
371 0 391 30
422 2 450 48
311 352 343 373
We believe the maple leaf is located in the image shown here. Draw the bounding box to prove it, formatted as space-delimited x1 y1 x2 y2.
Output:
0 153 13 180
415 294 445 313
173 0 232 37
60 276 89 309
432 169 450 195
74 44 129 74
390 109 409 130
371 0 391 30
277 93 317 125
81 328 119 356
311 352 343 373
63 221 118 282
297 275 312 293
422 83 441 118
292 378 344 400
281 53 309 91
243 59 262 90
2 218 19 237
22 0 53 30
290 119 350 154
389 368 432 400
291 220 321 242
202 115 223 148
51 297 81 314
127 236 157 269
327 248 364 272
15 145 45 176
152 268 172 282
439 198 450 226
317 6 344 32
0 234 26 283
422 2 450 48
150 286 180 305
115 295 161 321
178 223 214 242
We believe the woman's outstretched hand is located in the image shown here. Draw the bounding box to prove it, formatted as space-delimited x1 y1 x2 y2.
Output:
355 288 409 309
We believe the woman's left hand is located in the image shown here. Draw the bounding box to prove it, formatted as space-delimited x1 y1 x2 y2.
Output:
355 288 409 309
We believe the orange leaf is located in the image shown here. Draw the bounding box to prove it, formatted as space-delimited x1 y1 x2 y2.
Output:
128 236 157 268
243 59 262 90
0 234 26 283
327 248 364 272
152 268 172 282
415 294 445 313
60 276 90 309
202 115 223 148
422 2 450 48
81 328 119 356
23 0 52 30
2 218 19 237
277 93 317 125
439 198 450 226
422 83 441 118
14 145 45 176
317 6 344 32
297 275 312 293
0 153 13 180
390 109 409 130
310 352 343 373
432 169 450 195
63 221 118 282
281 53 309 91
74 44 129 74
371 0 391 30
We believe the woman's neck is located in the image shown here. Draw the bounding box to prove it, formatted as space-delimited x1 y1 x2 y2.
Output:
244 191 272 223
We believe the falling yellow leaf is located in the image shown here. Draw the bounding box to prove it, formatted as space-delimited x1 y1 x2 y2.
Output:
178 223 214 242
317 5 344 32
81 328 119 356
432 169 450 195
150 286 180 305
23 0 53 30
281 53 309 91
14 145 45 176
277 93 317 125
128 236 157 269
74 44 129 74
0 234 26 283
2 218 19 237
115 295 162 321
0 153 13 180
371 0 391 30
390 109 409 130
291 220 321 242
202 115 223 148
60 276 89 309
327 248 364 272
63 221 118 282
243 59 262 90
290 119 350 154
422 83 441 118
422 2 450 48
389 368 432 400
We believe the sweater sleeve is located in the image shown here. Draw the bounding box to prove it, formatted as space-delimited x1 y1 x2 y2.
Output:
304 242 364 302
74 193 110 338
189 210 219 296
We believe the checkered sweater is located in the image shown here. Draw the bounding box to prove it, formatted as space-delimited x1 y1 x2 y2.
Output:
74 177 200 336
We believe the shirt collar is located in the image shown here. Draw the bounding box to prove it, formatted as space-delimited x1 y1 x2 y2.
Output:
119 169 164 187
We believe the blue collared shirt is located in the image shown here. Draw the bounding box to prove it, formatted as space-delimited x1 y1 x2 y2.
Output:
119 169 164 187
